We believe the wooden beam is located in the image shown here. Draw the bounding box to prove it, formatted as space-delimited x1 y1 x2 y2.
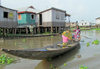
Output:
51 26 53 33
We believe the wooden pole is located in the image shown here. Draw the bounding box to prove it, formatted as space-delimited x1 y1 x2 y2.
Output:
51 26 53 33
56 27 58 33
59 27 61 33
45 27 47 33
3 28 6 37
34 27 36 34
38 27 40 34
19 28 21 34
15 28 16 34
13 28 14 34
26 27 28 34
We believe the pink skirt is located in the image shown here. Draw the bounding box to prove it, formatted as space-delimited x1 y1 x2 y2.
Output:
74 34 79 39
62 35 69 43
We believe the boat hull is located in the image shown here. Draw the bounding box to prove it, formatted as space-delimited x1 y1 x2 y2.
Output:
2 41 79 60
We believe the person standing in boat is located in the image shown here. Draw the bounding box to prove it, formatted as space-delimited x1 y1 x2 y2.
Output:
73 25 81 40
62 30 72 47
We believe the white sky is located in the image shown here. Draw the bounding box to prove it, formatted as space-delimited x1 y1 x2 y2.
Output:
1 0 100 23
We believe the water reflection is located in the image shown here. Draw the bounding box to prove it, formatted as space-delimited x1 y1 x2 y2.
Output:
35 44 80 69
0 36 62 50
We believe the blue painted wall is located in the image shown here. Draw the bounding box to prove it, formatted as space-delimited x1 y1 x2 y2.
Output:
18 13 36 26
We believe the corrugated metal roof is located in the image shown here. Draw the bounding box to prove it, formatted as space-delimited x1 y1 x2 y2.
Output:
17 6 40 13
37 7 70 16
18 11 36 14
38 7 66 13
0 5 17 11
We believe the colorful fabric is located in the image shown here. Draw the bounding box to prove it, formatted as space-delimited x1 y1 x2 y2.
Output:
74 29 80 35
62 31 72 40
72 33 75 39
62 35 69 43
73 29 80 39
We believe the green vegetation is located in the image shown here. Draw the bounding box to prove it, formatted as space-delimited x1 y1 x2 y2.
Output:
71 27 100 31
86 42 90 47
64 63 67 66
0 54 15 64
50 64 53 69
92 40 99 45
80 65 88 69
50 64 57 69
92 28 100 30
51 36 54 38
22 38 26 42
70 27 91 31
7 34 25 37
47 58 52 61
80 27 90 30
42 32 51 35
85 40 100 47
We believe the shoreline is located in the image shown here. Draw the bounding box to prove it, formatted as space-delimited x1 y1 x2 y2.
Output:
0 33 60 39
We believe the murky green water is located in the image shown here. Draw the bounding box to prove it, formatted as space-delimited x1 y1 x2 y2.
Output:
0 30 100 69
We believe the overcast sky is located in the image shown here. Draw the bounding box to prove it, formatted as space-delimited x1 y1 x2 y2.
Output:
1 0 100 23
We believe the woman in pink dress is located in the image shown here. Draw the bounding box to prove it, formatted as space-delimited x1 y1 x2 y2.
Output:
62 30 72 47
73 26 80 40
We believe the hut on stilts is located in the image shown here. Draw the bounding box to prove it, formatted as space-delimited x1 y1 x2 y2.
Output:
0 6 18 37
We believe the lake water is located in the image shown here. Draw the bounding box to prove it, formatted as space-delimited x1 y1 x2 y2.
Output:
0 30 100 69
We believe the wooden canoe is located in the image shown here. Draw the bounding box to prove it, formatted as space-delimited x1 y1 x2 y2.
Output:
1 41 80 60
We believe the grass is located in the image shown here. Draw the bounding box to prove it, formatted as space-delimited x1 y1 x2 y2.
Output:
6 34 25 36
42 32 51 35
91 28 100 30
70 27 91 31
70 27 100 31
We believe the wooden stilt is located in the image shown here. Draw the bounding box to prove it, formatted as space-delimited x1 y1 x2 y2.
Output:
45 27 47 33
6 28 8 34
2 28 4 36
3 28 6 37
19 28 21 34
7 28 9 34
56 27 57 33
51 26 53 33
59 27 61 33
33 27 36 34
9 28 11 34
36 28 37 34
26 27 28 34
15 28 16 34
35 28 36 34
38 27 40 34
12 28 14 34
